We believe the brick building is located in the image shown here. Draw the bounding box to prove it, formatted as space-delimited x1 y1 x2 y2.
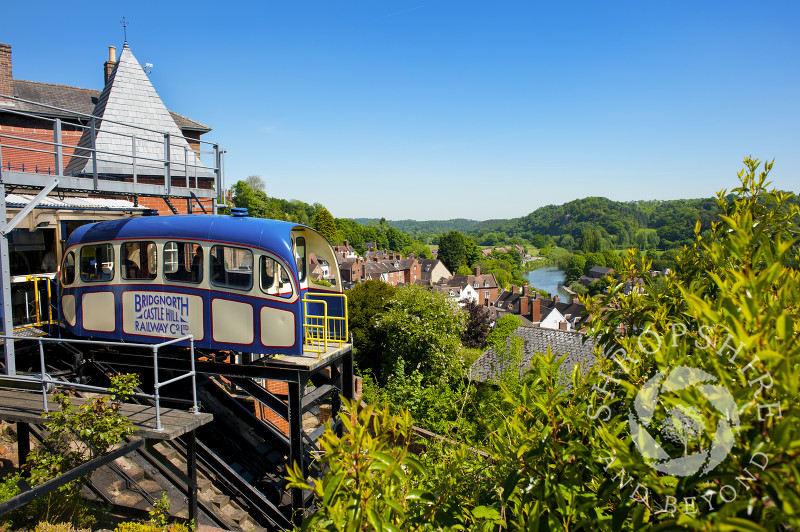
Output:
0 41 214 215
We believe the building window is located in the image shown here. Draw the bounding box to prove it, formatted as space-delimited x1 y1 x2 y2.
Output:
485 291 490 299
80 244 114 282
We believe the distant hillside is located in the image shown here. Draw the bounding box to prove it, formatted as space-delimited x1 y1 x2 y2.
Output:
472 196 723 248
351 218 480 236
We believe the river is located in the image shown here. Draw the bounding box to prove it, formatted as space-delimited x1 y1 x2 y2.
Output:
523 266 571 302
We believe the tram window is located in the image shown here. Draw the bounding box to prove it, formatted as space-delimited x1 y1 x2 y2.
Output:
164 242 202 283
295 237 307 282
122 241 157 280
79 244 114 282
211 245 253 290
259 256 294 298
62 251 76 285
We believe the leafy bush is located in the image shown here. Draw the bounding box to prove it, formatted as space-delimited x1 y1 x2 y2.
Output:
0 374 139 528
375 285 466 383
290 158 800 530
485 314 521 349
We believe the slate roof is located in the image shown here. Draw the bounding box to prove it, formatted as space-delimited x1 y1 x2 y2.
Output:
468 326 598 383
448 272 498 290
11 80 210 131
588 266 614 278
6 193 145 211
64 44 212 178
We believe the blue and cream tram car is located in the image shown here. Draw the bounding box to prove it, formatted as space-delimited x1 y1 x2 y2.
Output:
58 213 347 357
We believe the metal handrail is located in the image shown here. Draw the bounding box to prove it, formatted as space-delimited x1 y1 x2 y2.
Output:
302 292 348 356
0 95 219 183
0 334 199 431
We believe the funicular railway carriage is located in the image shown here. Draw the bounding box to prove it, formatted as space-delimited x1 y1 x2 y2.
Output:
59 214 347 357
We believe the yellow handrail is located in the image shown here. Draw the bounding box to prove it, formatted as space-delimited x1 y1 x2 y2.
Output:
302 292 348 357
12 276 58 333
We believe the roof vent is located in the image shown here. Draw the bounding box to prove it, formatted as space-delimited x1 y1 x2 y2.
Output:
142 209 159 216
230 208 249 217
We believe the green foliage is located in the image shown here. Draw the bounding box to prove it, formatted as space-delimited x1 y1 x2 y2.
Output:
346 280 397 383
437 230 466 273
150 492 171 528
296 158 800 530
485 314 521 349
455 264 473 275
114 522 192 532
582 157 800 528
336 218 413 254
461 300 491 349
566 254 586 280
1 374 139 529
375 285 466 382
231 180 322 224
287 400 493 531
313 208 338 243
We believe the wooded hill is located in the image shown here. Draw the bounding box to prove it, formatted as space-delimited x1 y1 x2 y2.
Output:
371 193 797 249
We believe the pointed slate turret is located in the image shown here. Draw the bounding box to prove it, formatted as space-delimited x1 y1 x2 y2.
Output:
66 43 211 178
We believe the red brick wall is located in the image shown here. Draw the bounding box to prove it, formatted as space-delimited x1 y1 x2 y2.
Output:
0 125 82 173
254 380 290 434
0 43 11 97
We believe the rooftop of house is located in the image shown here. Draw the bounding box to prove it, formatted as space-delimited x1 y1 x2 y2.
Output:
447 272 499 290
468 326 598 383
10 79 210 132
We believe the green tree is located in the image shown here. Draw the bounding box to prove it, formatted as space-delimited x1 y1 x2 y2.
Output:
566 254 586 280
437 230 466 273
346 280 396 382
461 300 491 348
290 158 800 530
312 207 338 243
245 174 265 191
375 284 466 382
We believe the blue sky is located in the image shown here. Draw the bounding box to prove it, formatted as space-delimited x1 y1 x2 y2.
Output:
3 1 799 220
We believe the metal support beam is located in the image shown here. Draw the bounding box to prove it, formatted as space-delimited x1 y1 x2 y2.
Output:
1 177 59 236
288 379 304 526
17 422 29 475
186 430 198 523
213 145 221 213
0 187 14 374
54 118 63 176
90 116 98 189
164 134 171 195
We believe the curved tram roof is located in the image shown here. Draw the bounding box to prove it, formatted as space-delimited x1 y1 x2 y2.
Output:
67 215 309 269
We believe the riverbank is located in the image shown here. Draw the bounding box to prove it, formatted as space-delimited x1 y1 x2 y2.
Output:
521 258 558 273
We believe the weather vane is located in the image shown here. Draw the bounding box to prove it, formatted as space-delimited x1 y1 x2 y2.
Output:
120 16 129 43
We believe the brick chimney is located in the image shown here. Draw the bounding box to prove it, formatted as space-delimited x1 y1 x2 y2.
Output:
512 285 518 294
531 298 541 322
522 284 530 296
0 43 12 98
554 294 559 303
473 266 480 276
520 296 529 318
104 45 117 84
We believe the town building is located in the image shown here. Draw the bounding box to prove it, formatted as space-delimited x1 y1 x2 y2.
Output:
438 267 499 307
493 285 590 331
0 41 214 216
